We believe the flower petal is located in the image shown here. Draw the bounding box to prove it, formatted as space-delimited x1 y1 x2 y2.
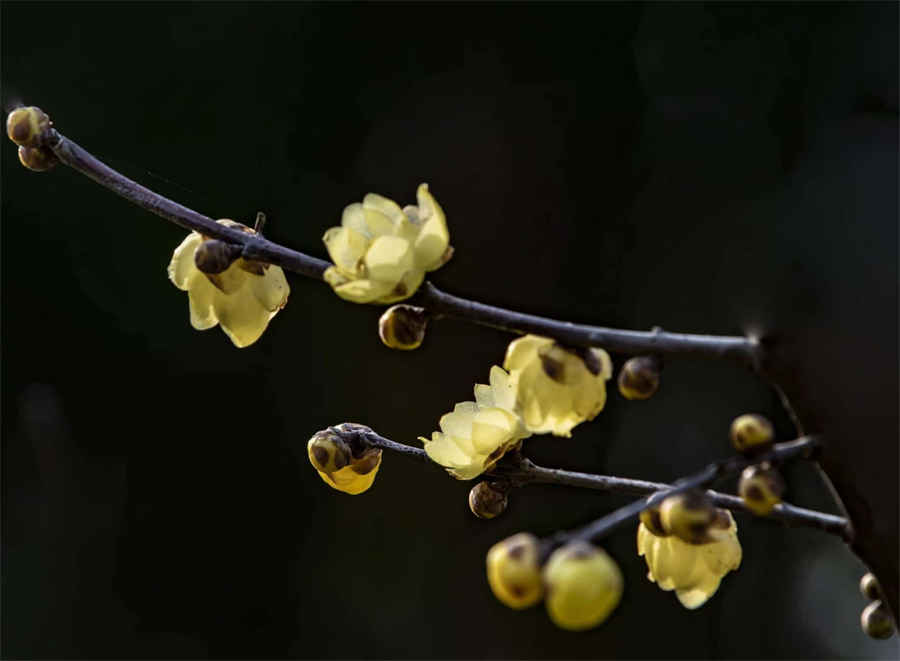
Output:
364 235 413 283
214 290 275 348
412 183 450 271
249 265 290 311
363 193 405 225
186 271 219 330
323 226 369 276
168 232 203 289
331 278 394 304
341 203 370 237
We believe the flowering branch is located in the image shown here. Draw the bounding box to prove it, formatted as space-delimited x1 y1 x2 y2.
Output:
28 113 760 366
347 427 849 539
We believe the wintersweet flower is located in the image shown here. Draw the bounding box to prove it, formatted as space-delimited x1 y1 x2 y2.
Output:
419 367 530 479
637 509 742 609
322 184 451 304
307 426 382 495
503 335 612 437
167 220 289 347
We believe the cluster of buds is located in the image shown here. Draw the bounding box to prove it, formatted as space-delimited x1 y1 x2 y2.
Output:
728 414 786 516
858 573 896 639
6 106 59 171
486 533 623 631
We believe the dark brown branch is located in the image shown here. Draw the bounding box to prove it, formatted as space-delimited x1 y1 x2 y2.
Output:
32 120 760 366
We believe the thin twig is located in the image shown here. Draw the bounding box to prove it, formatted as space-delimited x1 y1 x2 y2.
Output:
343 428 849 540
33 121 760 366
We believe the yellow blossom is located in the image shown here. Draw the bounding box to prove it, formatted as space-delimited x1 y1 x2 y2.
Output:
308 426 382 495
637 509 742 609
419 367 530 479
322 184 451 304
543 542 624 631
167 220 289 348
503 335 612 437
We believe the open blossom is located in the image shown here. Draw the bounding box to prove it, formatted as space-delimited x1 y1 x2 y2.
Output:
504 335 613 437
420 367 530 479
322 184 451 304
167 220 289 347
637 510 742 609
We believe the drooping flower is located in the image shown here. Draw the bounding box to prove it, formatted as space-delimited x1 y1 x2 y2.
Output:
167 220 289 347
419 367 530 479
637 509 742 609
308 426 382 495
543 541 624 631
503 335 612 437
322 184 451 304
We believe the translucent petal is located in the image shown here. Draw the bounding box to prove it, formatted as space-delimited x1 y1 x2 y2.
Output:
205 262 248 295
474 383 495 408
488 366 518 412
504 335 551 371
214 290 274 348
675 573 723 609
168 232 203 289
323 266 349 288
363 193 405 224
424 434 473 468
439 408 474 441
363 208 395 238
592 348 614 380
323 226 368 276
332 278 394 304
186 271 219 330
572 378 607 420
471 408 518 453
374 267 424 304
249 264 290 311
341 203 370 237
365 236 413 283
412 184 450 271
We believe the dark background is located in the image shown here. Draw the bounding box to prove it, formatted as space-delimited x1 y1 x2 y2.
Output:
2 2 897 659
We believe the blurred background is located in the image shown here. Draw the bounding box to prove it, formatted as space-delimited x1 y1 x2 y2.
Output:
2 2 897 658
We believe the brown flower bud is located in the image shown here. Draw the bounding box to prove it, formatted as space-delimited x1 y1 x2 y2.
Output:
378 304 429 350
468 481 509 519
6 106 50 148
194 239 244 274
860 572 883 601
861 600 896 639
17 145 58 172
617 355 661 400
658 490 721 544
729 413 774 453
738 463 785 516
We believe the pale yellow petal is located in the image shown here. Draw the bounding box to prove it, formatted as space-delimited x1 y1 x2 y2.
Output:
374 267 424 304
675 573 723 609
424 433 474 469
488 366 519 412
363 208 395 237
186 271 219 330
363 193 405 224
592 348 614 380
504 335 552 372
341 203 370 237
249 265 290 311
471 408 518 453
168 232 203 289
412 183 450 271
205 262 248 295
323 226 368 276
474 383 495 408
439 408 474 442
214 290 274 348
323 266 350 288
364 235 413 283
331 278 394 304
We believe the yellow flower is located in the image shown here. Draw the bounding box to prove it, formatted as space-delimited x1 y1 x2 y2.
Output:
322 183 451 304
419 367 530 479
486 533 544 609
308 426 382 495
504 335 612 437
543 542 624 631
637 509 742 609
168 220 289 347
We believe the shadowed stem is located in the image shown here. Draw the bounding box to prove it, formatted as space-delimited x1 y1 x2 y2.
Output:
350 428 849 540
37 122 760 365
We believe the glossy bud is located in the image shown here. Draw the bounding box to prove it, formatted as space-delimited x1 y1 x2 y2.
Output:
730 413 774 453
658 490 723 544
378 304 428 350
860 573 883 601
6 106 50 148
17 145 58 172
307 426 382 495
543 542 623 631
639 505 670 537
861 600 896 639
194 239 244 274
738 463 785 516
469 481 508 519
617 355 661 400
486 533 543 609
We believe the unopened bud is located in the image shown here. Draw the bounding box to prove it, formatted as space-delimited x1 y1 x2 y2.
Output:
307 429 352 474
378 304 428 350
639 505 669 537
543 542 623 631
18 145 58 172
658 490 722 544
860 573 883 601
469 481 508 519
194 239 244 274
730 413 774 453
6 106 50 148
617 355 661 400
307 425 382 495
738 463 784 516
485 533 543 609
861 600 896 639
